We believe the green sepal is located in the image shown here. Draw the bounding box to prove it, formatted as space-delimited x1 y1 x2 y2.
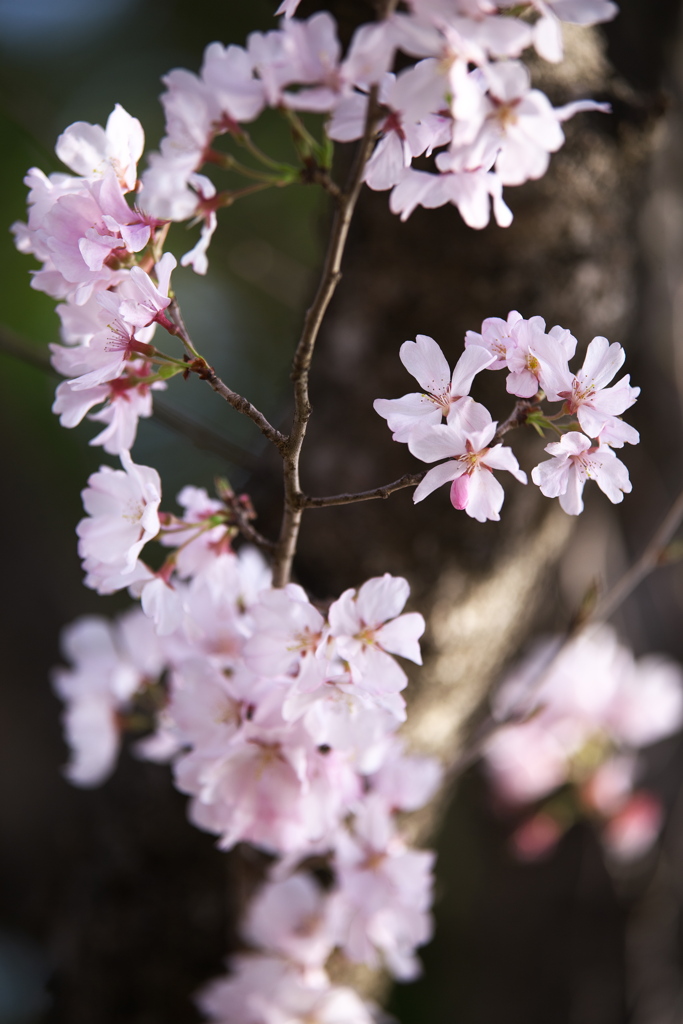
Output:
525 410 553 437
157 364 184 380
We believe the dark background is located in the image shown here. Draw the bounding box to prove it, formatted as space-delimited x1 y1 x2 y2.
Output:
2 1 683 1021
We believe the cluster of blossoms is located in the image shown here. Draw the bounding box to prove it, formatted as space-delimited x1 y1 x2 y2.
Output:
375 310 639 521
140 0 614 261
11 0 617 460
19 1 677 1018
482 626 683 861
55 463 442 1015
11 105 179 456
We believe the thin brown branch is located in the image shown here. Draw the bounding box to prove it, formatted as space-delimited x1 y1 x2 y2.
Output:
215 480 277 551
231 506 277 552
495 398 541 440
235 519 277 552
190 358 288 452
272 88 384 587
295 399 537 510
300 472 426 509
163 300 288 452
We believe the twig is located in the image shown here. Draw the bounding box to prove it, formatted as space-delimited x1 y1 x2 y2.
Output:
295 399 536 510
163 301 288 452
495 398 540 440
0 323 260 468
189 358 288 452
272 88 383 587
231 505 277 552
300 472 426 509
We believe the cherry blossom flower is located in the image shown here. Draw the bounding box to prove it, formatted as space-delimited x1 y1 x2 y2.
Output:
541 335 640 443
76 451 161 582
449 61 608 187
483 626 683 861
199 956 375 1024
114 252 176 330
328 574 425 694
602 792 663 861
243 874 336 969
52 610 163 786
55 104 144 192
409 401 527 521
244 585 327 686
374 334 494 442
330 796 435 979
464 309 523 369
531 432 632 515
389 162 513 228
505 318 577 398
276 0 304 15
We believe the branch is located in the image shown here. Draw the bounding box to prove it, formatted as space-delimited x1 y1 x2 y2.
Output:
295 399 537 510
494 398 541 440
163 300 288 452
300 472 426 509
0 323 260 468
272 86 384 587
188 357 288 452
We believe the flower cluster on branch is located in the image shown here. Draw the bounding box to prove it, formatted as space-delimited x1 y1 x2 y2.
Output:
14 0 683 1021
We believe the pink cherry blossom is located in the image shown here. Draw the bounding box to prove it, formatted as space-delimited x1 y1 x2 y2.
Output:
328 574 425 694
531 432 632 515
52 610 163 786
464 309 524 369
330 796 435 979
243 873 336 968
542 335 640 443
409 402 527 521
76 451 161 581
55 104 144 192
244 585 327 686
374 334 494 442
505 318 577 398
602 791 663 861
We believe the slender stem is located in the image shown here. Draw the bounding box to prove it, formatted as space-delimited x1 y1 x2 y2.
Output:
216 181 283 208
296 399 538 510
237 130 293 172
208 150 293 184
162 303 288 452
230 507 277 552
189 357 288 453
300 472 426 509
282 108 322 157
494 398 541 439
272 86 383 587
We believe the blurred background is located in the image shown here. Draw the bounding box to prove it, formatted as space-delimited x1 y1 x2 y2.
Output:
2 0 683 1021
